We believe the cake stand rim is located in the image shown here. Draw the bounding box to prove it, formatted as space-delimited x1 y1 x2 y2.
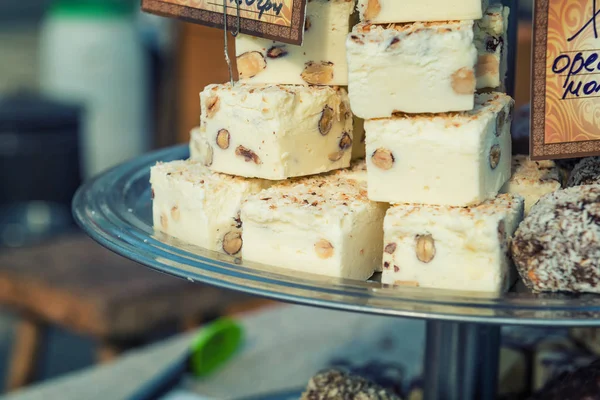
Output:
71 144 600 326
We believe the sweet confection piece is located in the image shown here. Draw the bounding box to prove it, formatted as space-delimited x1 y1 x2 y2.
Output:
347 21 477 118
352 116 366 160
474 4 510 90
150 160 271 256
241 175 387 280
235 0 356 86
500 155 562 216
381 193 524 293
200 83 353 180
300 369 401 400
356 0 487 24
530 342 598 399
512 186 600 293
365 92 513 206
189 126 212 167
567 157 600 187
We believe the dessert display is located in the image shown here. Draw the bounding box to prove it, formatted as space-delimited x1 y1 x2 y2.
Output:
198 84 353 180
567 157 600 187
151 0 528 293
241 175 386 280
381 194 524 292
364 93 513 206
150 160 271 255
500 155 562 216
76 0 600 397
235 0 356 86
150 0 600 298
512 185 600 293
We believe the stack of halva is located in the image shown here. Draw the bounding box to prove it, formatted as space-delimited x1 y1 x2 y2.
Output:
150 0 566 293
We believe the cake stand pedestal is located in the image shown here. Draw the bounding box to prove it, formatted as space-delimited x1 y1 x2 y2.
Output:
425 321 500 400
73 145 600 400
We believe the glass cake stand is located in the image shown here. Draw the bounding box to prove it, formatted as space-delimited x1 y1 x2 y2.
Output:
73 145 600 400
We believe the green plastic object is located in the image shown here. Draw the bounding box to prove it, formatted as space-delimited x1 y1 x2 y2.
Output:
190 318 244 378
49 0 135 18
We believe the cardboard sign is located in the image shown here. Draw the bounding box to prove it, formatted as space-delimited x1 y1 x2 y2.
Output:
531 0 600 160
142 0 308 45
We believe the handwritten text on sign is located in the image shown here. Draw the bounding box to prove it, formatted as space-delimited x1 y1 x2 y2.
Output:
161 0 288 24
551 2 600 100
531 0 600 159
142 0 307 45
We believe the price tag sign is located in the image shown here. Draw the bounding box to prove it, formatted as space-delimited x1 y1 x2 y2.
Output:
142 0 308 45
531 0 600 159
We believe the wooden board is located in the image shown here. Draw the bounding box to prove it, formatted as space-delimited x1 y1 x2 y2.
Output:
0 235 253 339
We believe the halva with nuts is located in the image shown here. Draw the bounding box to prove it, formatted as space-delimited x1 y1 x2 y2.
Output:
235 0 356 86
150 160 271 256
200 83 353 180
382 193 524 293
365 92 513 206
240 175 387 280
347 21 477 118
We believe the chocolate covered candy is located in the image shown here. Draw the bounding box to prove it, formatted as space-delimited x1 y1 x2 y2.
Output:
512 185 600 293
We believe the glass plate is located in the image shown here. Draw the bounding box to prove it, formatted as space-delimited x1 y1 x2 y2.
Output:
73 145 600 326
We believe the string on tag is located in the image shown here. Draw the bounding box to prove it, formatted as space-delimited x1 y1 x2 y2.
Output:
223 0 242 86
232 0 241 37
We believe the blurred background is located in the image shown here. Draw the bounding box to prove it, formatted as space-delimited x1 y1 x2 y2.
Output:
0 0 534 395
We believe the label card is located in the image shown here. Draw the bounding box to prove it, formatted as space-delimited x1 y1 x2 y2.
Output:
531 0 600 160
142 0 308 45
